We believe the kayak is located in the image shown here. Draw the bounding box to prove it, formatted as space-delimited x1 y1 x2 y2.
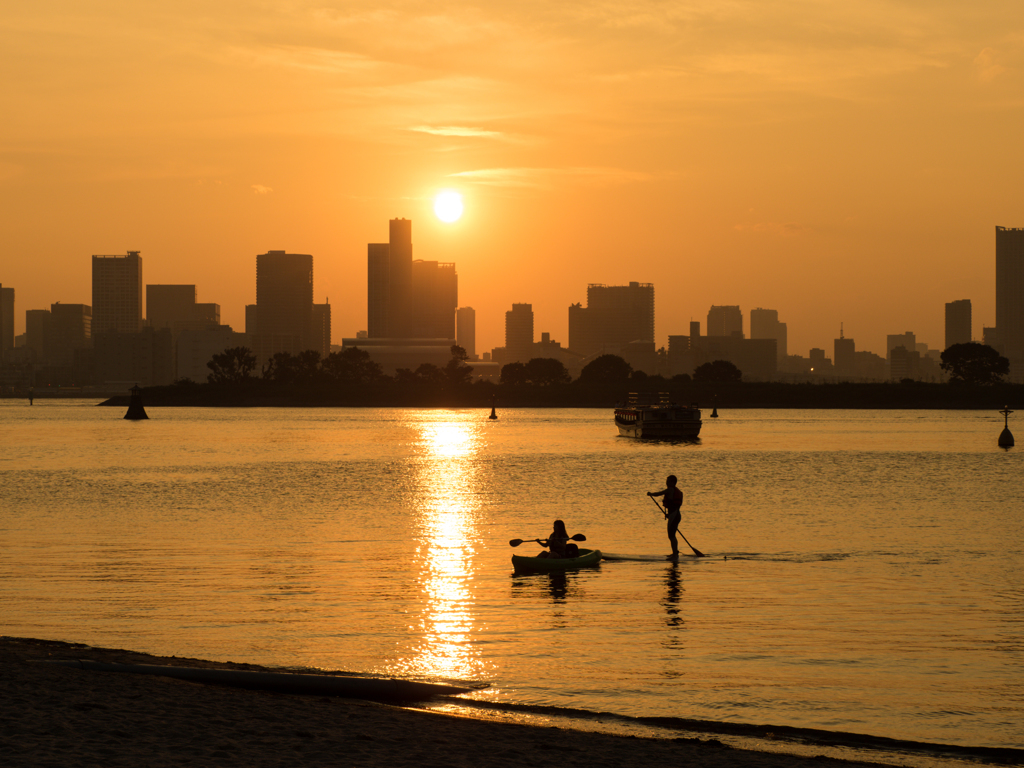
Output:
511 548 602 573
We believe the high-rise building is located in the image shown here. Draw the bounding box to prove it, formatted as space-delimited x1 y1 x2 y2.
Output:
0 285 13 363
834 326 856 379
887 332 916 359
568 282 654 357
505 303 534 364
707 305 743 337
411 259 457 338
750 308 787 360
367 219 414 338
255 251 314 362
49 303 92 368
311 302 331 357
944 299 972 350
25 308 52 363
147 285 197 330
995 226 1024 364
456 307 476 360
92 251 142 334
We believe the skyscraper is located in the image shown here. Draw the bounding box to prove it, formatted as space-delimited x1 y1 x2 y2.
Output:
456 307 476 359
255 251 313 362
505 303 534 364
750 308 787 360
707 305 743 337
411 259 457 339
995 226 1024 364
367 219 414 338
568 282 654 356
0 285 13 363
834 326 856 379
91 251 142 334
944 299 972 350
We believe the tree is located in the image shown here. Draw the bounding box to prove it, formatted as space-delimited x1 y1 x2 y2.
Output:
500 361 529 386
523 357 571 386
940 342 1009 385
693 359 742 383
578 354 632 385
322 347 384 386
207 347 257 384
444 344 474 387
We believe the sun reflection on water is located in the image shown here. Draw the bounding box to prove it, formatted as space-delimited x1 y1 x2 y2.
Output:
400 415 487 682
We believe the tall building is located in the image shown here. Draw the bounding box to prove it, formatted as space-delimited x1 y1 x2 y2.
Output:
49 303 92 368
707 305 743 337
456 307 476 360
568 282 654 357
92 251 142 334
255 251 314 362
147 285 197 330
367 219 414 338
750 308 787 360
0 284 13 363
411 259 457 338
25 308 51 363
995 226 1024 365
311 302 331 357
505 303 534 364
834 326 856 379
944 299 972 350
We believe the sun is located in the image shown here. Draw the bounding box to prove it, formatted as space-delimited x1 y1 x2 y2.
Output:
434 190 464 223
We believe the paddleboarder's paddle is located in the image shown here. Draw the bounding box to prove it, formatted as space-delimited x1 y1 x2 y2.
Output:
649 496 705 557
509 533 587 547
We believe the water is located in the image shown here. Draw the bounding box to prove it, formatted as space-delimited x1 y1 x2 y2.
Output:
1 402 1022 764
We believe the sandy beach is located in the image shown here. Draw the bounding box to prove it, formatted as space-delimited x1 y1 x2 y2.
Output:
0 636 894 768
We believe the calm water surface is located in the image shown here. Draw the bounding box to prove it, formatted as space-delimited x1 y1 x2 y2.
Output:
1 402 1021 762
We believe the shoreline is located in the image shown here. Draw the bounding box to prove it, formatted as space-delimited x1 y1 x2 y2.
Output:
3 636 1018 768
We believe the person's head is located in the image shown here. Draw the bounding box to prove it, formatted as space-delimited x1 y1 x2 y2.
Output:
666 475 677 486
553 519 568 536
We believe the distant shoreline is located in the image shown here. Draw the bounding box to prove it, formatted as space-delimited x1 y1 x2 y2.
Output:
78 380 1024 410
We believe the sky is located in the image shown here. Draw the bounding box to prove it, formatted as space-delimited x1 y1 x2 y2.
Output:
2 1 1022 358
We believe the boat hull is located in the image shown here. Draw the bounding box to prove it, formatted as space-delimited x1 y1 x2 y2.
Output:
614 412 701 439
512 548 602 572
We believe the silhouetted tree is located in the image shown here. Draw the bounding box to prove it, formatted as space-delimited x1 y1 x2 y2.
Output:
523 357 571 386
693 359 742 383
207 346 257 384
322 347 384 386
444 345 474 387
500 362 529 386
940 342 1009 385
578 354 632 385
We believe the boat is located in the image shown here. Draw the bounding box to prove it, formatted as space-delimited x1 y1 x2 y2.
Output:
614 392 702 439
511 548 602 573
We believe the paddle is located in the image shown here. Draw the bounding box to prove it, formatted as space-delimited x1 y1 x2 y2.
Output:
509 533 587 547
649 495 705 557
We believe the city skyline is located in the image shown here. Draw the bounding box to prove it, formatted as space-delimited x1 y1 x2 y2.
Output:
0 228 1012 363
2 3 1022 358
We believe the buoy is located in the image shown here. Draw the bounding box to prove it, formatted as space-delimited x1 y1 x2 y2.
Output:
998 406 1014 448
488 395 498 420
124 383 149 421
710 407 719 418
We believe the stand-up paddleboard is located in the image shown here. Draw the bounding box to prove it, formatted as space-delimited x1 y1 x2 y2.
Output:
602 553 704 562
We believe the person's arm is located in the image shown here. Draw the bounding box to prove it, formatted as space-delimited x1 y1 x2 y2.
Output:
648 489 667 498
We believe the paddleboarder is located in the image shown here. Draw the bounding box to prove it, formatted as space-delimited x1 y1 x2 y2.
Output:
648 475 684 558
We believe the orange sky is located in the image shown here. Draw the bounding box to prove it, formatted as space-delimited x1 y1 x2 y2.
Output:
2 2 1022 358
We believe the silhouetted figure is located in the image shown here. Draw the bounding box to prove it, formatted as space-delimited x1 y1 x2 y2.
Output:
536 520 571 559
124 383 149 420
648 475 684 558
28 389 34 405
999 406 1014 448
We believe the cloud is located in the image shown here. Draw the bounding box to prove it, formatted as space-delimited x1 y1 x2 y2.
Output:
448 166 653 188
251 184 273 194
974 47 1007 82
410 125 502 138
733 221 804 236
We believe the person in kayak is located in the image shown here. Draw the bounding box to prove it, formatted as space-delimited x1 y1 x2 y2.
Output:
648 475 684 558
537 519 571 558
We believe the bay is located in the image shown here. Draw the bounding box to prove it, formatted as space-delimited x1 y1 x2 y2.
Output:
1 402 1021 762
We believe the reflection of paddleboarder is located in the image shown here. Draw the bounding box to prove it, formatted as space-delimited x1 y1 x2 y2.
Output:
648 475 684 558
